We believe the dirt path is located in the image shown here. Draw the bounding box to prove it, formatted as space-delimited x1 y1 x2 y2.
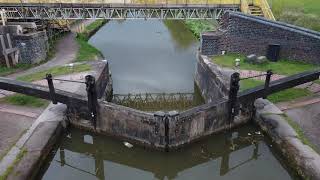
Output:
8 32 78 79
8 20 96 79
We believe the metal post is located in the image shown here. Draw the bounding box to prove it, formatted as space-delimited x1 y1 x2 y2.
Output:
263 70 273 99
228 72 240 124
85 75 98 129
46 74 57 104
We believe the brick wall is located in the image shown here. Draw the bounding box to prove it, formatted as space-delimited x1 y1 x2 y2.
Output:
201 11 320 64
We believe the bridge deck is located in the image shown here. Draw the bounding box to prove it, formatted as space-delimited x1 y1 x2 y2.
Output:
0 0 241 5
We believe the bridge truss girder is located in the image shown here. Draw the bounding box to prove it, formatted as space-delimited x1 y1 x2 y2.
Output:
0 5 239 20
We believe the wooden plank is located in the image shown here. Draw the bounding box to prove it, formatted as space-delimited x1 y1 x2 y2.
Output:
0 77 88 106
0 35 10 68
238 69 320 103
6 33 16 65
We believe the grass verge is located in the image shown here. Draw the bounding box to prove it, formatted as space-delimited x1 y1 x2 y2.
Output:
212 54 319 75
0 94 49 108
184 20 217 39
75 20 107 62
17 63 91 82
0 64 32 77
282 114 319 153
240 79 313 103
0 148 27 180
268 0 320 31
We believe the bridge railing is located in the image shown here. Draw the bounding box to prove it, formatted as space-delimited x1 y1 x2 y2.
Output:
253 0 275 20
0 0 241 5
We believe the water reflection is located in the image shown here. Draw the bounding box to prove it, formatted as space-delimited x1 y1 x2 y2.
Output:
39 126 296 180
163 20 198 50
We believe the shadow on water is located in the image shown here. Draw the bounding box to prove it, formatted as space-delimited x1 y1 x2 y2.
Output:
38 125 300 180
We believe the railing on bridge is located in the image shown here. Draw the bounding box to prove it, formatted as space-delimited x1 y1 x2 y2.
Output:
0 0 241 5
253 0 275 20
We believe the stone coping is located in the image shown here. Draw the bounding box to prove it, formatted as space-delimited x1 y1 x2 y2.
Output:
0 103 66 179
227 11 320 39
254 98 320 179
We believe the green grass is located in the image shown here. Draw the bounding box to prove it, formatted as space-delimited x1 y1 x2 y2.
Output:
16 63 91 82
0 64 32 77
75 36 102 62
282 114 319 153
0 94 49 108
240 79 313 103
0 148 27 180
268 0 320 31
75 20 106 62
212 54 319 75
184 20 218 39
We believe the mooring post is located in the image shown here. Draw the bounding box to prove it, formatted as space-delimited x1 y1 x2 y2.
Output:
263 70 273 99
85 75 98 129
46 73 57 104
228 72 240 124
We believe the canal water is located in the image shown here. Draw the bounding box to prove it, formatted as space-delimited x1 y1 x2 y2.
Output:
88 20 198 94
38 20 299 179
38 125 298 180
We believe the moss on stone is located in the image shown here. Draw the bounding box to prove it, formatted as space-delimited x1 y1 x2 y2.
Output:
0 148 27 180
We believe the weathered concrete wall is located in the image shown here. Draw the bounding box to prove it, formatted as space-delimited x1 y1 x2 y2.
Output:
195 54 233 103
169 99 251 148
201 11 320 64
13 31 49 64
97 102 165 148
254 98 320 180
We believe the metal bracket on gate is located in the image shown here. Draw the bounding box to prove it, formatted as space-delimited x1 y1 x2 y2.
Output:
85 75 98 129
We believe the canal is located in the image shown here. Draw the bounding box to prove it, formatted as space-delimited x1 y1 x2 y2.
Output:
37 20 299 179
88 20 198 94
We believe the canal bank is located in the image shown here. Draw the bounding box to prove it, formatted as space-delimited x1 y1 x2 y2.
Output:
2 17 319 180
39 20 302 179
0 20 108 180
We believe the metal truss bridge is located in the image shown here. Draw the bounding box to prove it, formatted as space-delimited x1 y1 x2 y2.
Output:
0 2 240 20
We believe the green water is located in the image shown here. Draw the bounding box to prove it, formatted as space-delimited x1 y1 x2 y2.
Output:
38 125 299 180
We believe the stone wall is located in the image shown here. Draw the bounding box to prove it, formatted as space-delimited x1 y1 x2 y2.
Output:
201 11 320 64
254 98 320 180
97 102 166 149
195 54 234 103
13 31 49 64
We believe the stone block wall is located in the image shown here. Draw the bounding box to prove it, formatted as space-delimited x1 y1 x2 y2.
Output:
13 31 49 64
195 54 234 103
97 102 166 149
201 11 320 64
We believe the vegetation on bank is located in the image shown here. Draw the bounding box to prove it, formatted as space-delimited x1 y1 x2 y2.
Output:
282 114 319 153
240 79 312 103
214 53 317 103
212 54 319 75
184 20 217 39
0 94 49 108
76 20 107 62
268 0 320 31
0 148 27 180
